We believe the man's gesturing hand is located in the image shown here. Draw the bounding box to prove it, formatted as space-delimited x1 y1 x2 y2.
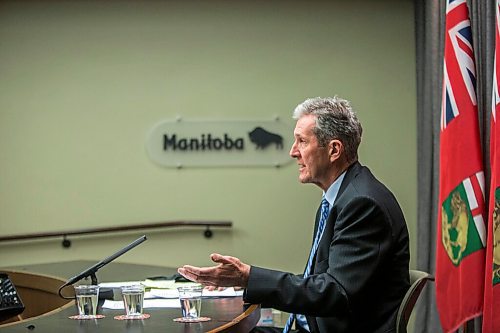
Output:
177 253 250 288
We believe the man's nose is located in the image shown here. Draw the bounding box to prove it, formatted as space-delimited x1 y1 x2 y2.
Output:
289 142 298 158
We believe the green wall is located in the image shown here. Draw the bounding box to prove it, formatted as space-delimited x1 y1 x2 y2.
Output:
0 0 416 282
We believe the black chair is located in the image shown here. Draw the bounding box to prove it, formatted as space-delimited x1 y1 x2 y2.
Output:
396 270 434 333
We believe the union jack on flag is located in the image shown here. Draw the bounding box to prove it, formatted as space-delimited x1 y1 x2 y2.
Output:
441 0 477 131
493 1 500 124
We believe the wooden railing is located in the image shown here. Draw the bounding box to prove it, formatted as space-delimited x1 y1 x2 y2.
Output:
0 220 232 248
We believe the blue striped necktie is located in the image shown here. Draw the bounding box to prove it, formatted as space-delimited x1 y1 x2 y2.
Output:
282 197 330 333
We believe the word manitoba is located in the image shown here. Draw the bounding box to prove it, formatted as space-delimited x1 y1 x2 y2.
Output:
163 133 244 151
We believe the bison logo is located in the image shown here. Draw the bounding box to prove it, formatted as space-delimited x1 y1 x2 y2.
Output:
248 127 283 149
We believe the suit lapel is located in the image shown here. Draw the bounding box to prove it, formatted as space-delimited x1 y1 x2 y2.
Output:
310 162 362 272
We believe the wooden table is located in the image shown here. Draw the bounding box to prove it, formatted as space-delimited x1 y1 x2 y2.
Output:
0 261 260 332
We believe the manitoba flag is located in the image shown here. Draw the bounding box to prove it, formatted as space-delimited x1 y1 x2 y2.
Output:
435 0 487 332
482 1 500 332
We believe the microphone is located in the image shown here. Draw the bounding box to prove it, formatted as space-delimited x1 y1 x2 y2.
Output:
58 235 147 298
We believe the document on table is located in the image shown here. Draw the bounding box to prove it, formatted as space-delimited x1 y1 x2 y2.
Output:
99 280 243 310
103 299 180 309
147 287 243 299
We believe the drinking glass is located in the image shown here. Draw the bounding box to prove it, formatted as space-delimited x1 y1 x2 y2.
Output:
121 284 145 318
177 286 203 320
74 285 100 319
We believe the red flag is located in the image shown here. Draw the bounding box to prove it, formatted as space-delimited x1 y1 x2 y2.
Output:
482 2 500 332
435 1 487 332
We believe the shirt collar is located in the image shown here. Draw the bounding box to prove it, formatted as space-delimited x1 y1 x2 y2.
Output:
323 171 347 207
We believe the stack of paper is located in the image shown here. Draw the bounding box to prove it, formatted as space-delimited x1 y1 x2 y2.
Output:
100 280 243 310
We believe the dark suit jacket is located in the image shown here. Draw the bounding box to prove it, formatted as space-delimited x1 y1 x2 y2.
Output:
244 162 410 333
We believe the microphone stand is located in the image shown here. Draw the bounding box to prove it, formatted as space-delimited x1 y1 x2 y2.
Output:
58 235 147 299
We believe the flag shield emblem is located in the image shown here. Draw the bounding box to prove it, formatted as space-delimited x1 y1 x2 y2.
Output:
494 187 500 285
442 181 485 265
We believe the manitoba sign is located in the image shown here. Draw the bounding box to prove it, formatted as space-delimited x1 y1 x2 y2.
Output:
146 118 293 167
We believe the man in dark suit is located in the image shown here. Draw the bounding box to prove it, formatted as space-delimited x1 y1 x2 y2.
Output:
178 96 410 333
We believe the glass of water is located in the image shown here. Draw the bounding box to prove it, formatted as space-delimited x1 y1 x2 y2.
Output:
74 285 100 319
177 285 203 320
121 284 145 318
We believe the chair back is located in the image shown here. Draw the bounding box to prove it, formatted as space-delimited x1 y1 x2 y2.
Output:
396 269 434 333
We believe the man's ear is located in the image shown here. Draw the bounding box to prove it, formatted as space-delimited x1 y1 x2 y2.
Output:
328 140 343 161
